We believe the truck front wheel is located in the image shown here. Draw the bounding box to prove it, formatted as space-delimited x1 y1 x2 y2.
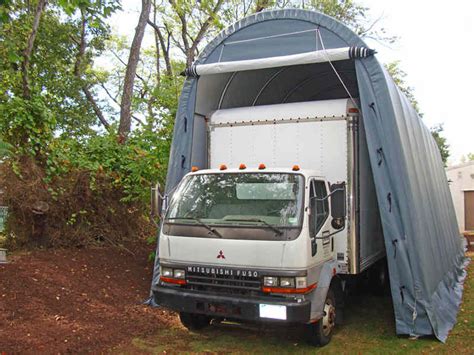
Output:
306 289 336 346
179 312 211 331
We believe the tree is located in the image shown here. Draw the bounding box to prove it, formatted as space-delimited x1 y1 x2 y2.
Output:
386 61 421 115
21 0 47 99
461 153 474 163
430 124 450 167
118 0 152 141
386 61 450 166
0 1 119 140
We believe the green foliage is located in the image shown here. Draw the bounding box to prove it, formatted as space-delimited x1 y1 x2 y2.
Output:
430 124 450 167
45 122 171 203
0 3 113 137
0 138 12 158
0 96 56 157
461 153 474 163
57 0 121 18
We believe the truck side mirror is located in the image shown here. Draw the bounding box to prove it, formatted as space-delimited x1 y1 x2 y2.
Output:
151 182 163 218
330 182 346 229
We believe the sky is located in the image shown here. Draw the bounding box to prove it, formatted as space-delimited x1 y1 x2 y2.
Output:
108 0 474 165
360 0 474 165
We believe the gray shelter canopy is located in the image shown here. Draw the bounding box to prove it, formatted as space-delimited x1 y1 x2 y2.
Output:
161 9 467 341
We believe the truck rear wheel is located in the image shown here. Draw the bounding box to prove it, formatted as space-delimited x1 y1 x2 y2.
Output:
179 312 211 331
306 289 336 346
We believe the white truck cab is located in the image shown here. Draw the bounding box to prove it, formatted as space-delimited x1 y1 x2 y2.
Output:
160 167 342 275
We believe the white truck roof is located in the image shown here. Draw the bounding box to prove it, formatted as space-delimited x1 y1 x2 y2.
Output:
209 99 355 125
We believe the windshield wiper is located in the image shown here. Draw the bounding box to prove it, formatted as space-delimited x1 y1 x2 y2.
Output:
166 217 223 238
224 218 283 236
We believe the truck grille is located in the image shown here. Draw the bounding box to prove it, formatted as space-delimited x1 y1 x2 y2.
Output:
185 269 262 296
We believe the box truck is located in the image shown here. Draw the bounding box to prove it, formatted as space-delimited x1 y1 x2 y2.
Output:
150 9 466 346
153 98 386 345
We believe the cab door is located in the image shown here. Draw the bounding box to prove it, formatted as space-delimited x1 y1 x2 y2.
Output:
309 179 333 261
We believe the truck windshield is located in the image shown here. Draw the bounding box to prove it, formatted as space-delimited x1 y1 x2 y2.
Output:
165 173 304 238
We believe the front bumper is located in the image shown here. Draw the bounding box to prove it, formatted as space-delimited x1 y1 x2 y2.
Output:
153 286 311 323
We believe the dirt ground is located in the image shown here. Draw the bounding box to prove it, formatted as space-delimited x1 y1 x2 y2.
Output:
0 242 175 353
1 245 472 354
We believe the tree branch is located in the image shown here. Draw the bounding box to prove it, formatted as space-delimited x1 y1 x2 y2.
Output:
110 48 147 84
83 87 110 128
188 0 224 64
168 0 191 64
74 12 110 129
147 19 173 76
21 0 47 99
91 77 144 126
152 0 160 84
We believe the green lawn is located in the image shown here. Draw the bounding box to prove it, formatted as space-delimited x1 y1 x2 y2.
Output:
121 257 473 354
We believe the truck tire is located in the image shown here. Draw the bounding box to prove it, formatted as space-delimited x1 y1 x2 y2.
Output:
306 289 336 346
179 312 211 331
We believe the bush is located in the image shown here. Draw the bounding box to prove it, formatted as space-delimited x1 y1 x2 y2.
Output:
0 156 156 248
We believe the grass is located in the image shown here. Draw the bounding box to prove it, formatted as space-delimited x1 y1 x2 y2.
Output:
119 255 473 354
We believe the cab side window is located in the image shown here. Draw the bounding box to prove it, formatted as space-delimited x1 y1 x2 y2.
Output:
309 180 329 236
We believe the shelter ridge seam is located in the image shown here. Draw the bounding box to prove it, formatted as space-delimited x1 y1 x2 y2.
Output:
224 28 318 45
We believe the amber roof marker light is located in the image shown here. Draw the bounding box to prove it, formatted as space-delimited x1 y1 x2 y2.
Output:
219 164 228 170
292 165 300 171
258 163 266 170
191 166 199 172
239 163 247 170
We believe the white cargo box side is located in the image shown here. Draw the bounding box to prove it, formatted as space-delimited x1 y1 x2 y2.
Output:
208 99 353 184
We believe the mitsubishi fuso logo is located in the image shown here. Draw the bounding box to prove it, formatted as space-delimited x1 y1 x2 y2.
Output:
217 250 226 259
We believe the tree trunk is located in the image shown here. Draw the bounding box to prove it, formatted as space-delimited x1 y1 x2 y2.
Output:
187 0 224 65
21 0 47 99
118 0 152 141
152 0 161 84
74 13 109 129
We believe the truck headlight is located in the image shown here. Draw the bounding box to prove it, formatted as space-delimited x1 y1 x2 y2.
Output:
161 267 173 277
263 276 279 286
173 269 185 279
160 266 187 286
262 275 315 294
279 277 295 287
295 276 308 289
